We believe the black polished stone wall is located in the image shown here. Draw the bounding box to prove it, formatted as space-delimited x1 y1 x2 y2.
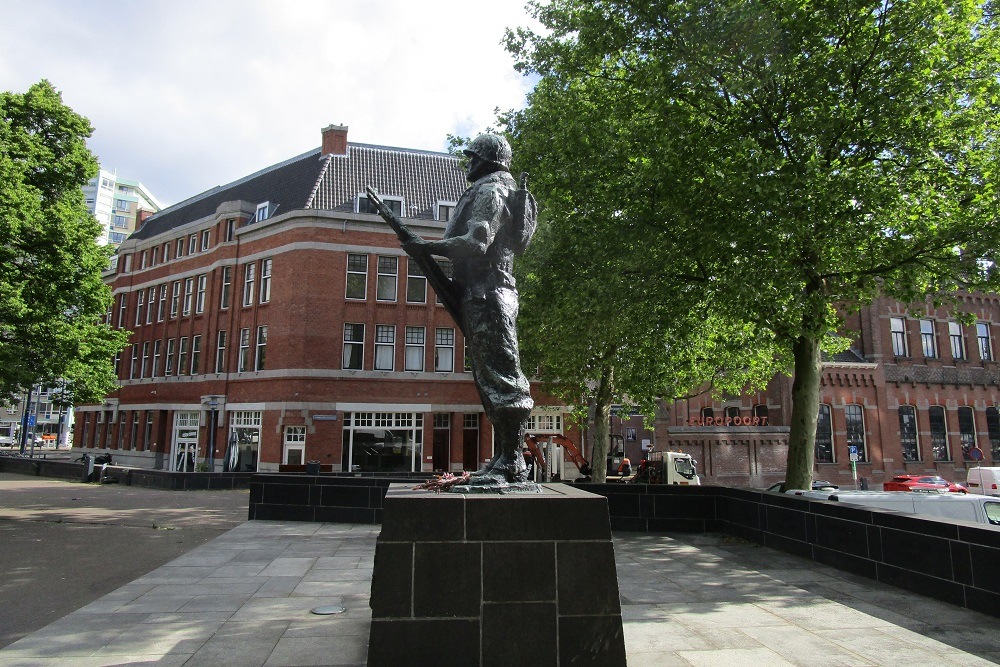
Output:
368 484 627 667
247 473 429 523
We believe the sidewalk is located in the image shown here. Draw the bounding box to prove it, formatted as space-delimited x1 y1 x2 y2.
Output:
2 520 998 666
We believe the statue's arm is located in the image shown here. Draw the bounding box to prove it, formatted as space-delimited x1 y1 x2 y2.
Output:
424 188 503 259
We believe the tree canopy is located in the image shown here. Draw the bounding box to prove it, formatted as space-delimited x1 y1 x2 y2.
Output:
506 0 1000 487
0 80 129 405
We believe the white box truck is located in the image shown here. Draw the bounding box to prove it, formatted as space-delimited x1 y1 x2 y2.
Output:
966 467 1000 497
788 489 1000 527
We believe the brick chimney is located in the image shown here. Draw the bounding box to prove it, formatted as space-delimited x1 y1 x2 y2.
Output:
322 124 348 155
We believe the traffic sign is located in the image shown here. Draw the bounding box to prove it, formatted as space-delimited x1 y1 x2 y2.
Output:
26 415 35 428
970 447 984 462
848 445 859 462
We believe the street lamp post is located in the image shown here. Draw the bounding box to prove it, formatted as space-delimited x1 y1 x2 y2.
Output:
207 398 218 472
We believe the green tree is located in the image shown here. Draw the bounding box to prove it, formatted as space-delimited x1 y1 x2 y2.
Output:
0 80 129 406
504 76 780 481
507 0 1000 488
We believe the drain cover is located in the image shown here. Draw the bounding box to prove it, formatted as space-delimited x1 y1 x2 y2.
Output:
311 605 346 615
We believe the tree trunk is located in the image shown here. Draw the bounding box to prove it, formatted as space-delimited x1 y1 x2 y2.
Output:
785 333 822 491
589 364 615 484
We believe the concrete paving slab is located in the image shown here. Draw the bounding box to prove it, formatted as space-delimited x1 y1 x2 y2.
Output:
2 475 999 666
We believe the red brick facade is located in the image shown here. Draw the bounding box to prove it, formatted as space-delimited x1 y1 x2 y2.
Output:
73 136 576 474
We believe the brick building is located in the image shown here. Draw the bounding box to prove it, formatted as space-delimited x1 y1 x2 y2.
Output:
73 125 1000 489
656 293 1000 489
72 126 573 474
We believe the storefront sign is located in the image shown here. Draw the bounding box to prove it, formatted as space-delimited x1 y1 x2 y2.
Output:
684 416 769 427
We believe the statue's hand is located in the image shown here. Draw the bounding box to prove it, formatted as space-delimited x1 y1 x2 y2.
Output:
402 236 429 257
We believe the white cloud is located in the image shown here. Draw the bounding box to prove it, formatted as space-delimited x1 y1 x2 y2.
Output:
0 0 540 205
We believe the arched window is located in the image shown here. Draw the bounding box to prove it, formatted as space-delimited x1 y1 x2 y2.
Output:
815 404 834 463
929 406 949 461
958 406 977 460
898 406 919 462
845 404 866 462
701 407 714 424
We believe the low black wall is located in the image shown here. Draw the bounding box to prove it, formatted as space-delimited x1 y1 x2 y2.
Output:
581 483 1000 619
0 457 84 480
248 473 429 523
0 456 251 490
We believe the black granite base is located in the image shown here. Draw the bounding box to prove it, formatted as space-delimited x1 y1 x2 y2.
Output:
368 483 627 666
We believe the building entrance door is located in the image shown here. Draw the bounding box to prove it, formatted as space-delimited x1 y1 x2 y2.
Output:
171 411 200 472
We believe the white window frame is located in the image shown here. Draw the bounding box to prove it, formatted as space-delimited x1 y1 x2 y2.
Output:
243 263 256 307
346 253 367 300
950 321 965 360
238 328 250 372
196 274 207 313
405 326 425 372
191 335 202 375
221 266 232 309
255 326 267 371
376 255 398 302
890 317 907 357
215 330 227 373
437 200 457 221
170 281 180 318
375 325 395 371
920 318 937 358
978 322 992 361
283 426 306 465
157 284 167 321
435 327 455 372
406 258 426 303
134 290 144 326
256 201 270 222
165 338 175 376
343 323 364 370
357 193 404 217
183 277 194 315
260 258 272 303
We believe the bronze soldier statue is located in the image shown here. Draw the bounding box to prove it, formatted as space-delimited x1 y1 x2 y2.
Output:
366 134 536 485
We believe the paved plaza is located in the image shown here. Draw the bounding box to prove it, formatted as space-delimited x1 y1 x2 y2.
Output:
1 475 999 665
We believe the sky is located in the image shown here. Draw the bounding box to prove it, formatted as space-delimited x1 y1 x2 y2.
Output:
1 0 541 207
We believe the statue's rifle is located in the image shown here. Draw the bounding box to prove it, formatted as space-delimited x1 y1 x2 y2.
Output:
365 186 465 334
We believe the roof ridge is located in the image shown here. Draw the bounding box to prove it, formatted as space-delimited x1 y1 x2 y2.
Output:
305 154 333 210
146 148 321 222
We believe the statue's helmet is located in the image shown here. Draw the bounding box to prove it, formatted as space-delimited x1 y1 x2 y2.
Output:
463 134 512 171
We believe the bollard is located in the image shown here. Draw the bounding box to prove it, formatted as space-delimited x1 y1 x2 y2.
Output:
81 453 94 483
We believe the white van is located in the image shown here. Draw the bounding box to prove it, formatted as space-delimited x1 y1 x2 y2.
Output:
966 467 1000 497
787 489 1000 527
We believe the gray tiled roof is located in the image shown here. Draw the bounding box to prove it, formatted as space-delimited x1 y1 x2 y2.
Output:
130 142 466 242
307 144 467 217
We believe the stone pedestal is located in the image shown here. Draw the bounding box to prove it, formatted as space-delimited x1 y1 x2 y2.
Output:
368 483 627 666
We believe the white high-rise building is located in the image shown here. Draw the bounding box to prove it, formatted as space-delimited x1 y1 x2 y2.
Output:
83 169 163 246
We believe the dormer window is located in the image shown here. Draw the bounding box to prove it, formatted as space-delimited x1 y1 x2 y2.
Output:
255 202 270 222
357 193 403 217
437 201 457 221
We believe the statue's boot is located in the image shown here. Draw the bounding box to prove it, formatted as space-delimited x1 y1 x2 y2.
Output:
469 450 528 485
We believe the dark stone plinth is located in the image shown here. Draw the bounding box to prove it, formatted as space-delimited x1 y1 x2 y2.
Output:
368 483 627 666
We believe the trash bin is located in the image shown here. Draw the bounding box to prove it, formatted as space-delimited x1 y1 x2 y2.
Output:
81 453 94 483
305 460 321 475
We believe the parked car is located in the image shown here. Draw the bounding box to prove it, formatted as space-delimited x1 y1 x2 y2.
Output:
883 475 967 493
766 480 839 493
